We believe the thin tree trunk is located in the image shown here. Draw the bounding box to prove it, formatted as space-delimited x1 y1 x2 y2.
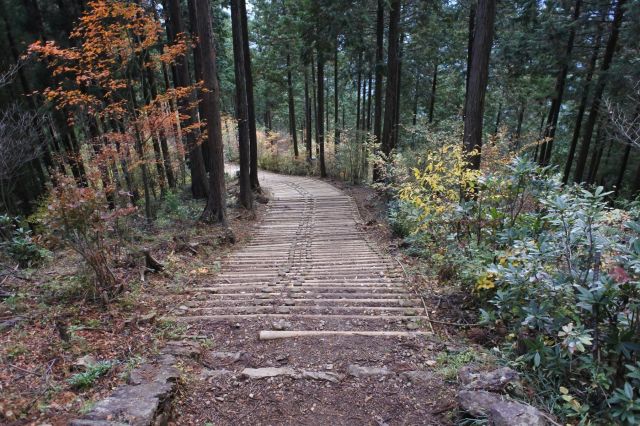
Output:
615 143 631 195
356 59 362 132
334 40 340 145
317 53 327 178
366 66 373 131
170 0 208 198
381 0 401 156
311 54 319 156
429 62 437 123
286 53 299 157
538 0 582 165
393 31 404 150
304 64 313 161
412 69 420 126
462 0 496 170
194 0 227 222
573 0 626 183
563 21 602 183
514 104 525 149
373 0 384 144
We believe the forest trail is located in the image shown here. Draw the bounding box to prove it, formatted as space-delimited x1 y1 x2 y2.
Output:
170 168 456 425
174 166 427 328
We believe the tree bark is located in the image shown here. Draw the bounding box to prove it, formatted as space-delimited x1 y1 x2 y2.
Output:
231 0 253 210
538 0 582 165
239 0 259 190
186 0 212 173
381 0 401 156
373 0 385 145
429 62 437 123
286 53 299 157
563 21 602 183
317 53 327 178
169 0 209 199
462 0 496 170
304 64 313 161
334 40 340 145
194 0 227 222
573 0 626 183
464 0 476 119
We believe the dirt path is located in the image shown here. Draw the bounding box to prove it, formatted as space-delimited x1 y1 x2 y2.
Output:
171 169 458 425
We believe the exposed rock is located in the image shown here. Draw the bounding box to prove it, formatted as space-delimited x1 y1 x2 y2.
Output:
400 370 439 385
162 341 201 359
301 371 343 383
0 316 24 332
406 322 420 330
458 390 504 417
272 319 292 331
241 367 298 379
459 366 521 392
209 351 244 363
73 355 97 371
72 362 179 426
489 401 547 426
346 365 392 378
199 368 233 380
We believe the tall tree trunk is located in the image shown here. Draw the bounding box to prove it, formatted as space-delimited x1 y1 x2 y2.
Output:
231 0 253 210
464 0 476 118
304 64 313 161
317 53 327 178
381 0 401 156
187 0 212 173
311 54 319 155
573 0 626 183
392 31 404 150
538 0 582 165
373 0 385 144
429 62 438 123
514 104 525 149
462 0 496 170
334 40 340 145
127 81 153 221
563 21 602 183
412 68 420 126
169 0 208 198
366 66 373 131
194 0 227 222
587 118 606 184
286 53 299 157
494 102 502 135
239 0 259 190
356 59 362 132
615 143 631 195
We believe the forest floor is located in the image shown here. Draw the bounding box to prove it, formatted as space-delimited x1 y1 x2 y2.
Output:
0 168 495 425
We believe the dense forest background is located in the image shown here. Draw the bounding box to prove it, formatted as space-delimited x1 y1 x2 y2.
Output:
0 0 639 215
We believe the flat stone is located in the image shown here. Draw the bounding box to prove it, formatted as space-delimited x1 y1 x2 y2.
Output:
210 351 244 363
0 316 25 332
275 307 291 314
458 390 504 417
75 362 179 426
459 366 521 392
162 341 201 358
403 309 418 316
489 401 548 426
302 371 343 383
346 365 392 378
284 299 295 306
73 355 97 371
272 319 292 331
199 368 233 380
241 367 298 379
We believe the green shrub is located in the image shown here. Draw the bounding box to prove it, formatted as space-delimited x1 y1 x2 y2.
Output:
0 214 48 267
67 360 114 389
